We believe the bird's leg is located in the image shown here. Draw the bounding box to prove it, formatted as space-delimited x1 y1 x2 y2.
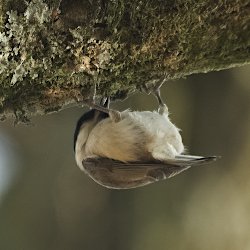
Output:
98 97 121 122
89 82 97 104
100 97 121 122
84 97 121 123
75 82 121 122
104 97 111 108
141 77 168 115
153 87 168 115
100 97 110 108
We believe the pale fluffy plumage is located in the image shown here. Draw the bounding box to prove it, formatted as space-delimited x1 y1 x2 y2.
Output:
74 107 217 189
75 110 184 170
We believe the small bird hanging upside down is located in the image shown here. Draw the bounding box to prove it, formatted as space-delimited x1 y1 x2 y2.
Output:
74 84 217 189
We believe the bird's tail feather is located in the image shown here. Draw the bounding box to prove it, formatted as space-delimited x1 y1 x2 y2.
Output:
164 155 218 167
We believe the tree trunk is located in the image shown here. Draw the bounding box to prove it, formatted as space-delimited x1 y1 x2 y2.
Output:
0 0 250 122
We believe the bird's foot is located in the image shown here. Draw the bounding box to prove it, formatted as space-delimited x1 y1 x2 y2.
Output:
140 77 168 115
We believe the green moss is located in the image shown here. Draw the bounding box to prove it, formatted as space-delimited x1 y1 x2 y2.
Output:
0 0 250 122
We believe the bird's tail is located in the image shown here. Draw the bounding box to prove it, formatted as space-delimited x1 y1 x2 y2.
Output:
170 155 218 166
157 155 218 179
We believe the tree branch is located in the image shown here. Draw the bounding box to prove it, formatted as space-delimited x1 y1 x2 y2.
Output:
0 0 250 122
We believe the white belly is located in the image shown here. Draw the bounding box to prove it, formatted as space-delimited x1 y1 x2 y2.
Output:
126 111 184 159
85 110 184 162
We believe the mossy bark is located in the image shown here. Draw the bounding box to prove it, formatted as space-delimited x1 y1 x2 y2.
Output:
0 0 250 122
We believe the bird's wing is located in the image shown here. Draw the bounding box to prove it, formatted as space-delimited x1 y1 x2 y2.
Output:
82 156 217 189
164 155 218 166
83 155 217 171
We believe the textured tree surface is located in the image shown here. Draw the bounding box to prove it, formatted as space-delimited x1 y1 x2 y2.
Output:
0 0 250 122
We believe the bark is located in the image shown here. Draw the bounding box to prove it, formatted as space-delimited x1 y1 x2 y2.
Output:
0 0 250 122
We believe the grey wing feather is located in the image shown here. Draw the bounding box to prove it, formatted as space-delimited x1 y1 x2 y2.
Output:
165 155 218 166
94 158 191 178
82 156 218 189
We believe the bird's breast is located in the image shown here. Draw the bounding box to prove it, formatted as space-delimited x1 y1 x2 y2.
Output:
84 110 183 162
85 113 151 162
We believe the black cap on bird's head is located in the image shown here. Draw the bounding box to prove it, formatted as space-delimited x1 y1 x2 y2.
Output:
73 109 109 151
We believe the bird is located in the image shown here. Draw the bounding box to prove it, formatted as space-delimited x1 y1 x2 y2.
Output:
74 85 217 189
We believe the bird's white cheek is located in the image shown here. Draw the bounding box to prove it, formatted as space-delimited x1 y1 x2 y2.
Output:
75 139 88 171
75 150 85 171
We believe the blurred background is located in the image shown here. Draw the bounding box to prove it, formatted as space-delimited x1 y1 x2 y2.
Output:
0 65 250 250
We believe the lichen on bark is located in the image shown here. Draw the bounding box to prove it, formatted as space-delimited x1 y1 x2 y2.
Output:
0 0 250 122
